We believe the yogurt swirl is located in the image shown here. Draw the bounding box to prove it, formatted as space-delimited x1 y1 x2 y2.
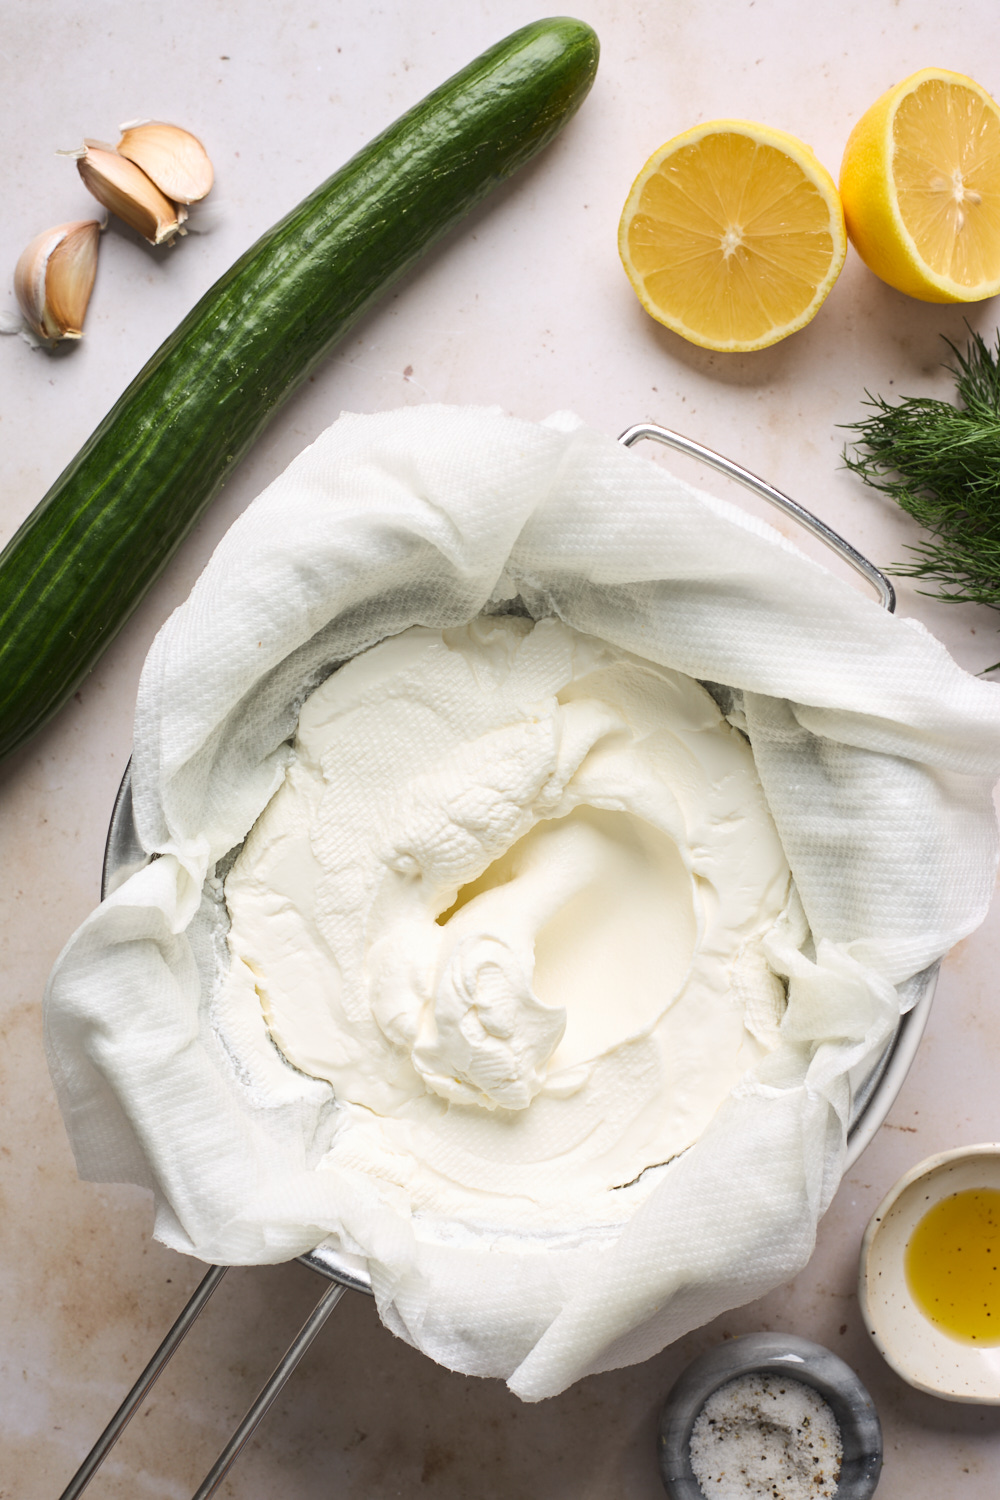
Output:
219 616 793 1232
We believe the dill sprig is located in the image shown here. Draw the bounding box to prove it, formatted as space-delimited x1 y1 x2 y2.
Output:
843 329 1000 668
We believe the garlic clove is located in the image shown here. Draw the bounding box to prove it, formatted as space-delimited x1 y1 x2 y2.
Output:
76 142 183 245
14 220 101 342
116 120 214 205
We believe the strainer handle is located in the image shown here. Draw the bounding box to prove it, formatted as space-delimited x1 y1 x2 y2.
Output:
618 422 896 612
191 1280 347 1498
57 1265 228 1500
55 1268 346 1500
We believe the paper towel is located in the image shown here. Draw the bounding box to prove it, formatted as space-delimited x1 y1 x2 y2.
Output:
45 405 1000 1400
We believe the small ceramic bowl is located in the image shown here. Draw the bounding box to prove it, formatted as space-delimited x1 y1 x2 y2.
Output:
860 1144 1000 1403
657 1332 882 1499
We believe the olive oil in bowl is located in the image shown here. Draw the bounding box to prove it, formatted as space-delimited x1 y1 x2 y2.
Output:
905 1187 1000 1345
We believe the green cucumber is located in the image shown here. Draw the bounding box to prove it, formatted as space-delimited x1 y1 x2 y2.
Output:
0 18 598 763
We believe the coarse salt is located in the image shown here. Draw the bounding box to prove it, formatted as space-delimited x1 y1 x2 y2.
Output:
689 1371 842 1500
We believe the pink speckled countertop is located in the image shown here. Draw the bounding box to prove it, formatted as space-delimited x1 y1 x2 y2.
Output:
4 2 1000 1495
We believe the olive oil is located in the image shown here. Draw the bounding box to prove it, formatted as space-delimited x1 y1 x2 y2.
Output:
905 1187 1000 1344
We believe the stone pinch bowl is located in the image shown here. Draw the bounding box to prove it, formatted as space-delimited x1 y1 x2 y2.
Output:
657 1331 882 1499
860 1143 1000 1403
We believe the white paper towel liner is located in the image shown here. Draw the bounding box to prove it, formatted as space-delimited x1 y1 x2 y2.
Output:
44 405 1000 1401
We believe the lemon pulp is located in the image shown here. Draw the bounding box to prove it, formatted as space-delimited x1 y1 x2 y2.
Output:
893 78 1000 287
905 1186 1000 1344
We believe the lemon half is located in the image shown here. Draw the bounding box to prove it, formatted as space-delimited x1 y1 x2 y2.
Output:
839 68 1000 303
618 120 847 353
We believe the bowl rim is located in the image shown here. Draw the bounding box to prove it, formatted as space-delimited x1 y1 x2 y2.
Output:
859 1142 1000 1403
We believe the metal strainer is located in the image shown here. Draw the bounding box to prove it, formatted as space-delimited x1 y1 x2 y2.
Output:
56 423 935 1499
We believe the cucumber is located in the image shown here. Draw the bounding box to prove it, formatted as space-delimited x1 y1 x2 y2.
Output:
0 18 599 763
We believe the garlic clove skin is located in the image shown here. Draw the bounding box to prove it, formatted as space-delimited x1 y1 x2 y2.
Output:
116 120 214 205
14 220 101 342
76 142 183 246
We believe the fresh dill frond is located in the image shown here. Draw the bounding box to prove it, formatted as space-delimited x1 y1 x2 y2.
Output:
843 329 1000 669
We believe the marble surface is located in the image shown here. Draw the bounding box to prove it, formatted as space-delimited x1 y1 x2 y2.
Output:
4 1 1000 1494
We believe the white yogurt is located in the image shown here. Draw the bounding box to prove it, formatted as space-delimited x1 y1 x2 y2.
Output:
218 616 793 1232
